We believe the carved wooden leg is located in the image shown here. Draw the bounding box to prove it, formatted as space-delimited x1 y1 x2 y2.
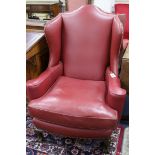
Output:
34 128 44 142
103 137 111 154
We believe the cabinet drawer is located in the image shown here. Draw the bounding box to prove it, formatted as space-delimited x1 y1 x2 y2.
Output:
30 5 50 13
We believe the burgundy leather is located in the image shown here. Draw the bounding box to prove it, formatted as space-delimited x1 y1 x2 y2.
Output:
29 76 117 130
115 3 129 40
117 14 126 29
106 67 126 120
26 63 63 100
33 118 113 138
115 4 129 63
110 15 123 76
27 5 126 138
62 6 113 80
123 39 129 50
44 15 62 67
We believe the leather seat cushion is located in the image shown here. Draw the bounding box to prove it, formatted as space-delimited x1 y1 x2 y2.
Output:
28 76 118 130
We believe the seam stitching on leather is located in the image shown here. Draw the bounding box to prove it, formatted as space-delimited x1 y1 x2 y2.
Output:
30 107 118 121
34 118 116 131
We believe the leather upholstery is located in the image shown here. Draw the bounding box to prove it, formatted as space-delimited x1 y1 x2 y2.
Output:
44 15 62 67
105 67 126 120
26 63 63 100
123 39 129 50
26 5 126 138
110 15 123 76
115 3 129 40
33 118 114 138
115 3 129 66
62 7 113 80
29 76 117 130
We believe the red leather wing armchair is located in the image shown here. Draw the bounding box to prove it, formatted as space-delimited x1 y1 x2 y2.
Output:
26 5 126 138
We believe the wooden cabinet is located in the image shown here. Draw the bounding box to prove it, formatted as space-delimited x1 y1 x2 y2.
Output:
26 1 62 19
26 31 49 80
26 20 45 30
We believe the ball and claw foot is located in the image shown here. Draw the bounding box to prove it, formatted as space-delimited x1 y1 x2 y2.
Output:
103 138 110 154
34 128 44 142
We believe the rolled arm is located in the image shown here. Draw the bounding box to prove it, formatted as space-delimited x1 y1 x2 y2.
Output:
106 67 126 120
26 63 63 101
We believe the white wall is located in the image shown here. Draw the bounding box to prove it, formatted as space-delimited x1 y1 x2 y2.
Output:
115 0 129 3
93 0 115 13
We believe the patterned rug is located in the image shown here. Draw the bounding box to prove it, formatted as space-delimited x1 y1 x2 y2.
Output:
26 114 124 155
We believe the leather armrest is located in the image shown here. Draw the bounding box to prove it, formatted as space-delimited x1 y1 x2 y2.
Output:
26 63 63 101
106 67 126 120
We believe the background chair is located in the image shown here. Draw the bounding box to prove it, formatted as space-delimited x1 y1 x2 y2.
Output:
65 0 91 11
115 3 129 50
26 5 126 139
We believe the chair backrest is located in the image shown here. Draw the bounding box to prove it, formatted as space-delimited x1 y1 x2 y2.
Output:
115 3 129 39
45 5 123 81
66 0 91 11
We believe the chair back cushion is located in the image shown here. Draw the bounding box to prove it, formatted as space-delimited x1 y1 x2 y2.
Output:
62 5 114 80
